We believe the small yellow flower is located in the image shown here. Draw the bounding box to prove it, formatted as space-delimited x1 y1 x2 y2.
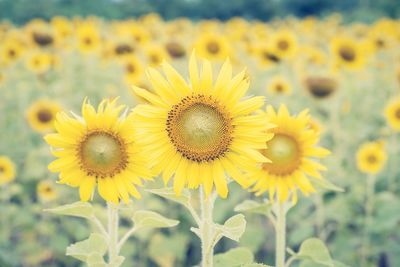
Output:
0 156 16 186
249 105 330 203
384 97 400 131
194 33 231 61
266 76 292 95
26 52 52 74
356 141 387 175
37 180 58 202
27 99 62 133
44 98 153 203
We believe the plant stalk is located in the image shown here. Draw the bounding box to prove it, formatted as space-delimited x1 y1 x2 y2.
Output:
199 187 214 267
107 202 119 264
275 201 287 267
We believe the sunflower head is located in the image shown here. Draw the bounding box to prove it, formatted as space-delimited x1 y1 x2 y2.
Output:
331 37 368 70
304 76 338 99
194 33 231 61
267 76 292 95
0 156 16 186
26 52 52 74
132 52 273 198
356 141 387 175
37 180 58 202
249 105 330 203
165 41 186 58
384 97 400 131
27 99 61 133
44 98 153 204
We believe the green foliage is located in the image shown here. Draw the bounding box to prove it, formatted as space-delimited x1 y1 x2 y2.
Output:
45 201 95 219
234 200 273 215
132 210 180 229
215 214 247 242
66 233 108 262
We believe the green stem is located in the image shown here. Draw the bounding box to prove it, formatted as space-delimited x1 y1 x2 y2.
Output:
275 202 287 267
107 202 119 264
361 174 375 266
199 187 215 267
314 194 326 241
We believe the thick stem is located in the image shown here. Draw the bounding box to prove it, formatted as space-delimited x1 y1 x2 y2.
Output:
275 202 287 267
200 187 214 267
107 202 119 264
361 174 375 266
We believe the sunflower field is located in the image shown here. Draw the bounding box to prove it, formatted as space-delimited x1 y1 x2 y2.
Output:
1 4 400 267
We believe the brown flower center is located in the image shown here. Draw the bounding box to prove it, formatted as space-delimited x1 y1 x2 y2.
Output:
207 41 220 54
395 108 400 119
78 131 128 178
115 44 134 55
305 76 337 99
32 32 54 46
166 42 186 58
367 155 377 164
166 94 233 162
262 134 301 175
339 46 356 62
277 40 289 51
37 109 53 123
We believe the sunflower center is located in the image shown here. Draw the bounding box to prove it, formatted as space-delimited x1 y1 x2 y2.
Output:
275 84 284 92
166 95 233 162
79 132 127 177
367 155 377 164
263 51 280 63
207 41 220 54
395 108 400 119
339 46 356 62
8 49 16 58
278 40 289 51
262 134 301 175
0 166 4 173
126 63 136 74
37 109 53 123
33 32 53 46
84 37 92 45
115 44 133 55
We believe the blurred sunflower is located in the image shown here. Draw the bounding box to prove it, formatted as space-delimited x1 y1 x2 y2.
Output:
51 16 73 40
0 156 16 186
356 141 387 174
304 75 338 99
249 105 330 203
145 45 169 67
256 43 281 69
194 33 231 61
30 29 54 48
44 98 153 203
271 30 298 59
165 41 186 59
384 97 400 131
122 55 144 85
0 40 24 65
331 37 368 70
266 76 292 95
132 53 273 198
26 52 52 74
37 180 58 202
112 41 135 58
77 24 101 53
27 99 61 133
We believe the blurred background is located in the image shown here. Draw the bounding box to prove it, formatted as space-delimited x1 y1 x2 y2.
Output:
1 0 400 267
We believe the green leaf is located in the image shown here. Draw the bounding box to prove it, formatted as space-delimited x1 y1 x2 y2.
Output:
234 200 273 215
45 202 94 219
243 264 273 267
87 253 107 267
297 238 332 265
109 256 125 267
132 210 179 229
311 178 344 193
147 187 191 208
214 247 254 267
216 214 246 241
66 233 108 262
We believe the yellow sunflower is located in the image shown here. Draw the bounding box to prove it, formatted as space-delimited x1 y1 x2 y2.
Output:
304 75 338 99
132 52 273 198
356 141 387 175
37 180 58 202
44 98 153 203
0 156 16 185
145 44 170 67
77 24 101 53
122 55 144 85
194 33 231 61
26 52 52 74
255 43 281 69
384 97 400 131
266 76 292 95
27 99 62 133
249 105 330 203
0 40 24 65
271 30 298 59
330 37 368 70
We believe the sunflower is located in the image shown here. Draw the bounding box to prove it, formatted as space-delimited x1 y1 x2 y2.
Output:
249 105 330 203
145 45 170 67
26 52 52 74
356 141 387 175
165 41 186 59
112 41 135 58
0 156 16 186
0 40 24 65
77 24 101 53
266 76 292 95
37 180 58 202
132 52 273 198
330 37 368 70
44 98 153 203
384 97 400 131
27 99 62 133
271 30 298 59
122 55 144 85
304 75 338 99
255 43 281 69
194 33 231 61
